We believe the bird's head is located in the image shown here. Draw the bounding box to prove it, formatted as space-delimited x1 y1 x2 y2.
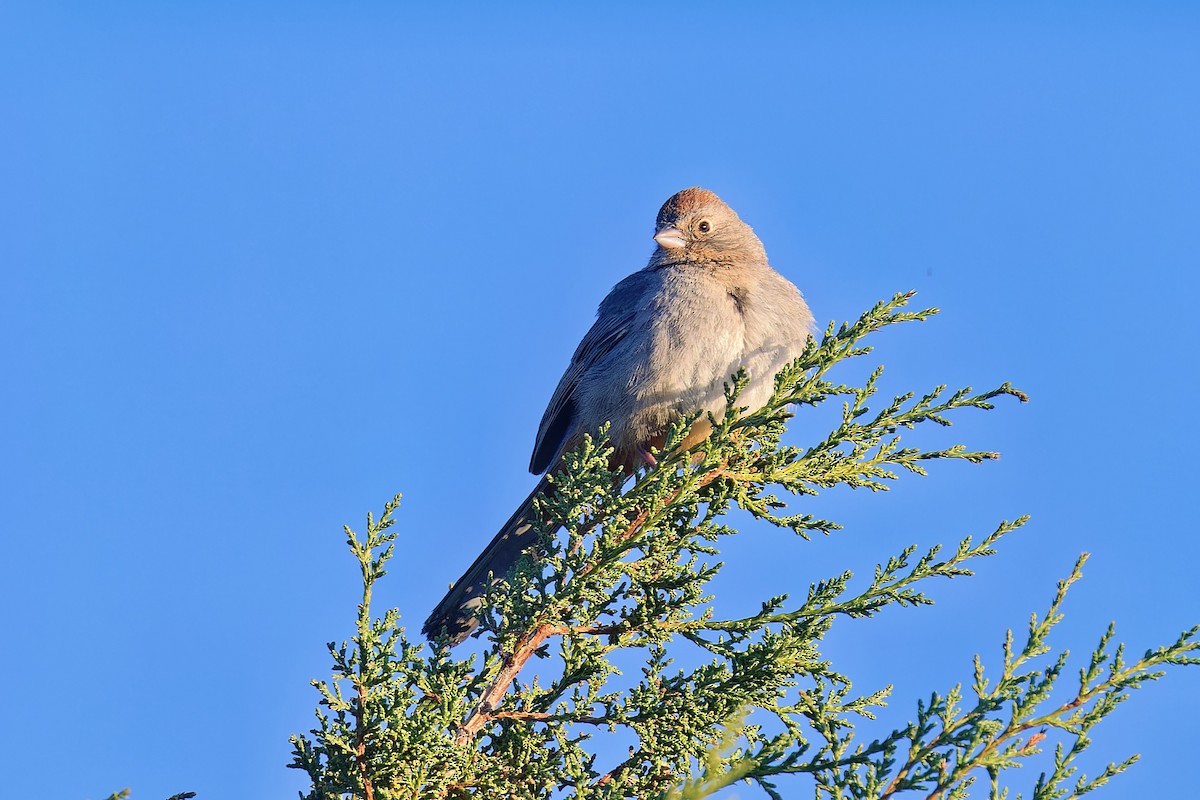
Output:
652 187 766 266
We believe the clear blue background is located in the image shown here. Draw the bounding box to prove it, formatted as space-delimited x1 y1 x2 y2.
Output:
2 4 1197 798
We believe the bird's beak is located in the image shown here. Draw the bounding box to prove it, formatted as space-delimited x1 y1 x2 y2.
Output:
653 226 686 250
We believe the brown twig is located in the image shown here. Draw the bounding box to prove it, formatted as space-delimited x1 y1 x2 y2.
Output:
355 679 374 800
455 623 568 744
453 452 733 747
879 696 1089 799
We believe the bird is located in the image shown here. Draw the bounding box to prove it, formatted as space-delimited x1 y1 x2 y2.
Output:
422 187 815 645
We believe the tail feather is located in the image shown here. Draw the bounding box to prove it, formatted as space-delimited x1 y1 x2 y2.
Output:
422 476 553 645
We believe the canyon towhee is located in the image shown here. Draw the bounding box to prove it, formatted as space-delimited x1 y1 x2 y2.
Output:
423 187 815 645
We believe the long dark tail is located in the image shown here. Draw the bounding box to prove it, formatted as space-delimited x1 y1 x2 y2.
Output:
422 476 553 646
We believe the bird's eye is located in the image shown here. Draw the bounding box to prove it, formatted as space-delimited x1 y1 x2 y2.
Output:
697 220 711 234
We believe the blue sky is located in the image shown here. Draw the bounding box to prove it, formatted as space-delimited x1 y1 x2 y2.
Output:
2 4 1198 798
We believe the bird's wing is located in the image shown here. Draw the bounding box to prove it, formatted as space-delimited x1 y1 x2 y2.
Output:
528 269 653 474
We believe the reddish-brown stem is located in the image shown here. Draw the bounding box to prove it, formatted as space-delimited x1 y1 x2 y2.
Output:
879 696 1090 799
355 679 374 800
453 455 732 747
455 623 568 744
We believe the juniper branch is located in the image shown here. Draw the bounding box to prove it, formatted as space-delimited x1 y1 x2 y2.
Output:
289 294 1194 800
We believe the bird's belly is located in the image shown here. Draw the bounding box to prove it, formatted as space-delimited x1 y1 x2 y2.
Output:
641 326 746 415
615 303 759 450
577 272 806 457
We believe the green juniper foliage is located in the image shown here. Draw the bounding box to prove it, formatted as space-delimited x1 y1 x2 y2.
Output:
289 294 1199 800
